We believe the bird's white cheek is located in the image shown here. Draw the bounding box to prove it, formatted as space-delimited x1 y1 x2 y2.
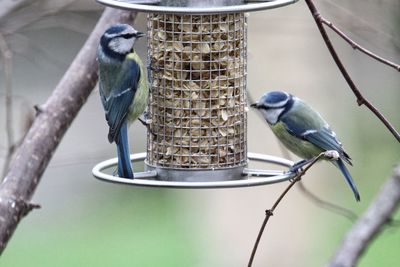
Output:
109 38 135 54
259 108 284 125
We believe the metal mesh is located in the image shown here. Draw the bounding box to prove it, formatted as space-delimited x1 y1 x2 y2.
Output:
146 12 247 169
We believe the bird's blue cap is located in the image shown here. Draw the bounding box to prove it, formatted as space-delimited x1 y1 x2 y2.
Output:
105 23 129 34
263 91 289 104
256 91 291 109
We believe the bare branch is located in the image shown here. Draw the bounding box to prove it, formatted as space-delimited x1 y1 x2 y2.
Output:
0 7 137 254
319 17 400 72
248 151 333 267
304 0 400 142
326 165 400 267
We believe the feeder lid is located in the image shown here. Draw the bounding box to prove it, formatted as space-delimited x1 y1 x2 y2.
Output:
96 0 299 14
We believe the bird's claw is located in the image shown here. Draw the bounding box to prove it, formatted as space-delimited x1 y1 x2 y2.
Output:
289 159 307 174
324 150 340 161
289 166 303 175
147 62 161 86
147 62 161 73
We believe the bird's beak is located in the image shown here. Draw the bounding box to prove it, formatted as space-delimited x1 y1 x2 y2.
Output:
250 103 258 108
136 31 145 38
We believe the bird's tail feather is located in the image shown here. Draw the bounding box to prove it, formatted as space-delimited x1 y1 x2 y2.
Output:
116 123 134 179
335 159 360 201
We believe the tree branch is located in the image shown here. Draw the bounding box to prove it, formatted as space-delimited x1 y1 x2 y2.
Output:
319 17 400 72
326 165 400 267
0 7 136 254
304 0 400 143
248 151 338 267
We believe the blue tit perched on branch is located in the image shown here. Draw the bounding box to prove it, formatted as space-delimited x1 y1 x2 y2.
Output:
251 91 360 201
97 24 149 179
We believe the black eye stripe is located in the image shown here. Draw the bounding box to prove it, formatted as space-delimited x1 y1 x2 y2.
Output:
121 33 135 39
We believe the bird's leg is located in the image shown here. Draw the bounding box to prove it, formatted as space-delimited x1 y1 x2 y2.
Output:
289 158 314 174
147 60 161 92
147 65 161 73
147 59 161 73
147 60 161 86
288 159 310 182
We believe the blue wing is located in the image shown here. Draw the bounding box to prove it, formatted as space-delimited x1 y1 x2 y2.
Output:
303 127 352 165
102 59 141 143
280 104 357 200
281 113 351 165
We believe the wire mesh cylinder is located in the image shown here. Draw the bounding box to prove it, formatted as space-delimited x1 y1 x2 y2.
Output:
146 12 248 172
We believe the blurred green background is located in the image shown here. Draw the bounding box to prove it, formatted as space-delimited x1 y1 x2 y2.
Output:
0 0 399 266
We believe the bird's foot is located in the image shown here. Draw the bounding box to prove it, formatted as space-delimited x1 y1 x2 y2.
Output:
147 62 161 73
288 158 316 181
146 62 161 86
289 159 307 174
323 150 340 161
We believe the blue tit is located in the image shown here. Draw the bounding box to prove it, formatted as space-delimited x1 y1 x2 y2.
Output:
251 91 360 201
97 24 149 179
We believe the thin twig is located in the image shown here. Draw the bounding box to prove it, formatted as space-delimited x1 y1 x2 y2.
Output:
0 33 14 178
304 0 400 143
319 17 400 72
247 178 300 267
248 151 330 267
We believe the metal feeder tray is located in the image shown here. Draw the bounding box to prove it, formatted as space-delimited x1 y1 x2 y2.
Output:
93 0 299 188
92 152 296 188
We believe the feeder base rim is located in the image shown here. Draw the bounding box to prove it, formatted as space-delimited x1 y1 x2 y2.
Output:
92 152 296 188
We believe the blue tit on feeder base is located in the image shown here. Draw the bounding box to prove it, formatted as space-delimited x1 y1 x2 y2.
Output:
251 91 360 201
97 23 149 179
